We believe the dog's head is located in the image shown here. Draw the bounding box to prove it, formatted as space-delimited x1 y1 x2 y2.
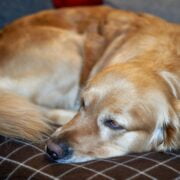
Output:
46 64 180 163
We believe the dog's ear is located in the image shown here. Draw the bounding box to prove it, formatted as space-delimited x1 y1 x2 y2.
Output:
80 32 107 87
163 100 180 150
174 100 180 115
151 100 180 151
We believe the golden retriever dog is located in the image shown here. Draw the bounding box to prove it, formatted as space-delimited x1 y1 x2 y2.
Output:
0 6 179 163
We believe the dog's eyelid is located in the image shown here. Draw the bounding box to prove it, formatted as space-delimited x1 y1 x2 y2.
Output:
80 98 86 110
103 118 125 131
100 113 127 127
81 98 85 107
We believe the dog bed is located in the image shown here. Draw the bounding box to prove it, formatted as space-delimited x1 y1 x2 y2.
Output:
0 136 179 179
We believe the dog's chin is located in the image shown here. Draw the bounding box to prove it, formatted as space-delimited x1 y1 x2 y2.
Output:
55 155 95 164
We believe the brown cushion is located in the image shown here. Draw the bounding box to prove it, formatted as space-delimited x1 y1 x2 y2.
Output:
0 136 179 179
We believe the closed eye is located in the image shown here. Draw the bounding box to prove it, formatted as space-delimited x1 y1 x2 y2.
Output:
104 119 124 130
80 98 85 110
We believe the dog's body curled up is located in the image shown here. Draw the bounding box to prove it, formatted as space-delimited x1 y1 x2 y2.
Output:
0 6 179 163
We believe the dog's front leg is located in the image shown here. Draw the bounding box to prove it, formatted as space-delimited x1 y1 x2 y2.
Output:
43 108 77 126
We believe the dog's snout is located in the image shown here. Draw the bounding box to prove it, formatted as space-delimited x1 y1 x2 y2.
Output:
46 139 72 161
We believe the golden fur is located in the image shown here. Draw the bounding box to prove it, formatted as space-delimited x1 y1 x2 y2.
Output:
0 6 179 163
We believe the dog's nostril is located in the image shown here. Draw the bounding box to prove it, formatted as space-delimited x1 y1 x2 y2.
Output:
46 146 59 160
46 139 72 161
46 139 63 160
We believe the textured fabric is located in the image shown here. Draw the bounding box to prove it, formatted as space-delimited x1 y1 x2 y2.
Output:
0 0 53 28
0 136 179 179
0 0 180 28
105 0 180 23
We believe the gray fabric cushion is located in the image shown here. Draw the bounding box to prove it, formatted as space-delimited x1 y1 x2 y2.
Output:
0 0 52 28
105 0 180 23
0 0 179 28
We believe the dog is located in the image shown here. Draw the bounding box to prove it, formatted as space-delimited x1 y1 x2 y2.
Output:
0 6 179 163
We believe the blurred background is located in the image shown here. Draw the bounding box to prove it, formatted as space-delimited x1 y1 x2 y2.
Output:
0 0 179 28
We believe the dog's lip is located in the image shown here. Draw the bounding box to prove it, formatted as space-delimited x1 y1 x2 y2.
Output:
53 154 74 163
55 159 72 164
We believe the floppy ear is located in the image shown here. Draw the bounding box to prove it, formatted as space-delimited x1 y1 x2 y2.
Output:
80 32 106 87
151 100 180 151
174 100 180 116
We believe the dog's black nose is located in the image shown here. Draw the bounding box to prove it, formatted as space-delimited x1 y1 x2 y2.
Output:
46 139 72 161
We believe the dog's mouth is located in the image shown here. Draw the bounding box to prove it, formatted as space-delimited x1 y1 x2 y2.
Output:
45 139 97 163
45 144 94 163
48 153 74 164
55 155 94 164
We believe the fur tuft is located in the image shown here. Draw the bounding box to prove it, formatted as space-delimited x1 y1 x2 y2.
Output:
0 91 52 142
